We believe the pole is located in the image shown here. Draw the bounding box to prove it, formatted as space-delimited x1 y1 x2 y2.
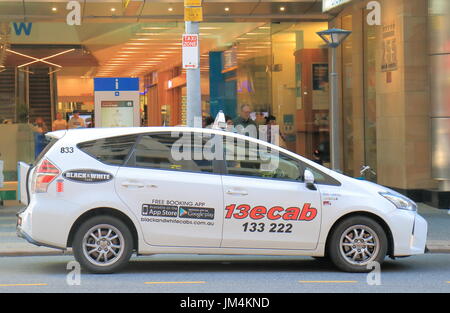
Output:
185 21 202 127
330 46 341 172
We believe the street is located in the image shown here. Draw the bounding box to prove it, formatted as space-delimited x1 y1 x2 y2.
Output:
1 253 450 293
0 0 449 303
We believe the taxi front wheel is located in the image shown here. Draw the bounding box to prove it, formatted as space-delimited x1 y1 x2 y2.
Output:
72 215 134 274
328 216 388 273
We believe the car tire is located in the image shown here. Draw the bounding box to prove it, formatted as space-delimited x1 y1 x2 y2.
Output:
72 215 134 274
328 216 388 273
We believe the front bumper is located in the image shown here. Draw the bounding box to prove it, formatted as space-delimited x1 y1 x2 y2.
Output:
391 211 428 257
410 213 428 254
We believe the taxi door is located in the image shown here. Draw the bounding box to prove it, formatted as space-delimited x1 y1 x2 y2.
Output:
115 131 224 248
220 136 322 250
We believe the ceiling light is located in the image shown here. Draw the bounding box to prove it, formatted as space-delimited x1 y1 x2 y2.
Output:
135 33 164 36
125 43 156 46
200 27 222 30
133 38 171 41
224 7 230 12
111 8 116 12
142 27 172 30
52 7 57 12
280 6 286 11
168 7 174 12
117 52 143 54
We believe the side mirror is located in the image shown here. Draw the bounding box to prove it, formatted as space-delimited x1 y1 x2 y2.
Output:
304 169 317 191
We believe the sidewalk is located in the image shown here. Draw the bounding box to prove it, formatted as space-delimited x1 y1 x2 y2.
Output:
0 203 449 256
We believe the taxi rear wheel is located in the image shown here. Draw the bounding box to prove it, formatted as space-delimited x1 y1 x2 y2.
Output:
328 216 388 273
73 215 133 274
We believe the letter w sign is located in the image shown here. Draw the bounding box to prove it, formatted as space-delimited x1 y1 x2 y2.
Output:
12 22 33 36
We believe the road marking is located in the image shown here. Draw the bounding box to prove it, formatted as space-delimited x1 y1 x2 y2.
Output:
144 281 206 285
0 283 48 287
299 280 358 284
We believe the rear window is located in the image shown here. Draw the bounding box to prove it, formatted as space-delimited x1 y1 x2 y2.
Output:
77 135 138 165
34 137 58 166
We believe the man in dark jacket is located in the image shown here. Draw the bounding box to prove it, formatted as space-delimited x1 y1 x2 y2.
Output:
233 105 257 138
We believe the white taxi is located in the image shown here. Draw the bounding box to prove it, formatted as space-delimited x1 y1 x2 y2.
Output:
17 126 427 273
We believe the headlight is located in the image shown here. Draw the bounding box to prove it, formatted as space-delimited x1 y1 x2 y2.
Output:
379 192 417 211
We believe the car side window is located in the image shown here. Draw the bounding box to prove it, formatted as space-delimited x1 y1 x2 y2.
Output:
223 136 340 185
223 137 302 181
126 132 214 174
77 135 138 165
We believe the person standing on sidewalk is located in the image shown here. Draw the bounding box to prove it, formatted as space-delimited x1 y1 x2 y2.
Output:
68 111 86 129
52 112 68 131
233 104 257 138
32 117 48 159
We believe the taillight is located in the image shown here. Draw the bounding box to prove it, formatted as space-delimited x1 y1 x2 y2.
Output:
32 159 60 193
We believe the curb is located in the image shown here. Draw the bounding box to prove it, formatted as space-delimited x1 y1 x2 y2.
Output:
426 241 450 254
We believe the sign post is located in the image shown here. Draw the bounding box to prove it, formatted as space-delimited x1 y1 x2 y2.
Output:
183 0 202 127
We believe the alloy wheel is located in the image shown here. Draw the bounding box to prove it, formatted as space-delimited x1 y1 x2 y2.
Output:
339 225 380 266
82 224 125 267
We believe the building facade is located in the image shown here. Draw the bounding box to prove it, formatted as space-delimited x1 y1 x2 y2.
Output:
326 0 449 207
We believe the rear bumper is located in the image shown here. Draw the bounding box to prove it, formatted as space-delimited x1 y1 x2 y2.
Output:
17 224 40 246
17 222 63 250
16 207 65 251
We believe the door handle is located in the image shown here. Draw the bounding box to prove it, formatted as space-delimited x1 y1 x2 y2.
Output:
226 189 248 196
121 181 145 189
